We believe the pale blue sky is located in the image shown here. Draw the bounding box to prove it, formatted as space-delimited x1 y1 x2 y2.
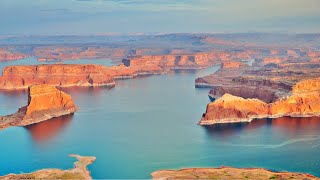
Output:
1 0 319 35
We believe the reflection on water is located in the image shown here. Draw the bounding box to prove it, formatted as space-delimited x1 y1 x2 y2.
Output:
204 117 320 139
25 114 74 143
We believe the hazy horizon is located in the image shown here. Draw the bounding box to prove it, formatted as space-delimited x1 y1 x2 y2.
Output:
1 0 320 35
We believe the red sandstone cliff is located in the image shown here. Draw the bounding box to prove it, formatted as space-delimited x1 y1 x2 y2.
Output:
0 85 77 130
200 78 320 125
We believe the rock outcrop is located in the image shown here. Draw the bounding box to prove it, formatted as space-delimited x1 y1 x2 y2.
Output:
200 78 320 125
0 155 96 180
0 85 77 130
151 167 319 180
200 94 269 125
0 49 28 61
0 64 164 90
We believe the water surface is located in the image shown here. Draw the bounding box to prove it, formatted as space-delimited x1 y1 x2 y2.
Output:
0 60 319 178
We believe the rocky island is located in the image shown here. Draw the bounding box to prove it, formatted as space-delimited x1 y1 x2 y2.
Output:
151 167 319 180
0 155 96 180
0 85 77 130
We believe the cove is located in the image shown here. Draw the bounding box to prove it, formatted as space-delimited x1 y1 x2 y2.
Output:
0 60 320 179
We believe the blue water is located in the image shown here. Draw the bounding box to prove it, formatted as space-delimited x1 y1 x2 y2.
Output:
0 59 320 178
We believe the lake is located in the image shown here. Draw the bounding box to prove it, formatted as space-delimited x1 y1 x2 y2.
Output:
0 58 319 178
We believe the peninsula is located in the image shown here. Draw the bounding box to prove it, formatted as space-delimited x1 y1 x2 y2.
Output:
0 85 77 130
0 155 96 180
151 167 319 180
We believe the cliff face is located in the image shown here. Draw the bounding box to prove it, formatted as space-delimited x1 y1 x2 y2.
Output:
22 85 77 125
0 85 77 130
292 78 320 93
200 78 320 125
0 64 164 90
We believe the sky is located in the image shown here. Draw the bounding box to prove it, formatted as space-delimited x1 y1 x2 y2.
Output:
0 0 319 35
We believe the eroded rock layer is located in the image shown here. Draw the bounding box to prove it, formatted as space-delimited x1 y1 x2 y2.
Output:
200 78 320 125
0 85 77 130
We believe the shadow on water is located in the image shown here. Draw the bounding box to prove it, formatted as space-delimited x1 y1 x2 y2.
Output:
0 89 28 97
203 116 320 139
25 114 74 144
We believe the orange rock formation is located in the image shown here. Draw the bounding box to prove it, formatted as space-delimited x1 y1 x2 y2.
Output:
0 85 77 130
200 78 320 125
